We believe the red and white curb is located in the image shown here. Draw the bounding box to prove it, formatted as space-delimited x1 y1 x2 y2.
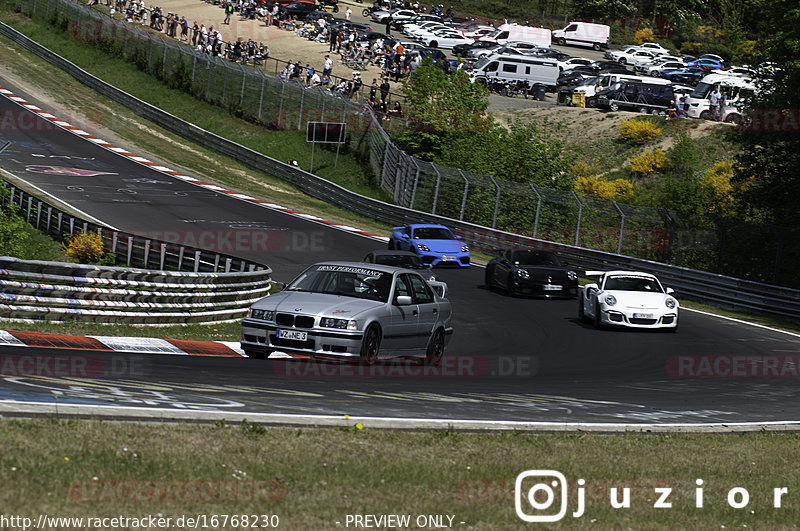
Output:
0 329 304 359
0 86 389 243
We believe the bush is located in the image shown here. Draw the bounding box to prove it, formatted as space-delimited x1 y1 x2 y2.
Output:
634 28 654 44
629 148 666 176
618 118 663 145
575 174 634 201
64 231 106 263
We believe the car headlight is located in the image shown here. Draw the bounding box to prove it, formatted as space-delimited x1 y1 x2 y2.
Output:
665 297 677 309
461 244 469 252
515 268 529 279
249 308 274 321
567 271 577 280
416 244 431 252
604 294 617 306
320 317 357 330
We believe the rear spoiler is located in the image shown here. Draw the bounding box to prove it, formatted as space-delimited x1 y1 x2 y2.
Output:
584 271 606 278
428 280 448 299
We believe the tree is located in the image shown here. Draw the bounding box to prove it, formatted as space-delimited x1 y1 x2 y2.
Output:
730 0 800 226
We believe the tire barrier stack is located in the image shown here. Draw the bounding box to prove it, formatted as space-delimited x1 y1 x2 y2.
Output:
0 257 272 324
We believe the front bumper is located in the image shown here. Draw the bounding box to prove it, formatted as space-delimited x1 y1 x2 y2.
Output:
241 319 364 358
419 252 470 268
598 309 678 329
511 279 578 298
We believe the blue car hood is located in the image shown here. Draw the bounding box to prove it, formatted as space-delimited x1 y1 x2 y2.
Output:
418 239 464 253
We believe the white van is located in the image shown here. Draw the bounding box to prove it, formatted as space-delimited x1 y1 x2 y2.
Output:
479 23 551 48
683 73 757 119
573 73 671 106
470 53 559 89
552 22 610 50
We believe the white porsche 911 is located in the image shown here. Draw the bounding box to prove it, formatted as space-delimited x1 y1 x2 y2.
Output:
579 270 679 331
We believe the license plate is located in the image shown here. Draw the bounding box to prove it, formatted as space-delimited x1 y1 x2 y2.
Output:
543 284 562 291
441 256 456 261
632 313 653 319
277 329 308 341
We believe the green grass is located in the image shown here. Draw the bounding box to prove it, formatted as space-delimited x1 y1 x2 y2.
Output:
1 419 800 529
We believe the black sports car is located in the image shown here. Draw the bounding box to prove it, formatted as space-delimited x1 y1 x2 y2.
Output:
362 250 438 282
485 249 579 298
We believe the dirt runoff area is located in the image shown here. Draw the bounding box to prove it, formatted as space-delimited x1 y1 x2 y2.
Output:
135 0 396 88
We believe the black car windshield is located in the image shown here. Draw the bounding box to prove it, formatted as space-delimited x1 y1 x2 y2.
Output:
287 265 392 302
374 254 426 269
604 276 663 292
511 251 561 266
412 227 455 240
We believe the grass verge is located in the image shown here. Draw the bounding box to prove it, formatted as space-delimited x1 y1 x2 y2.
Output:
1 418 799 529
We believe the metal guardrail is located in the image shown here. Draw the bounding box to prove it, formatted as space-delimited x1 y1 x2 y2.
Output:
0 257 271 324
1 22 798 322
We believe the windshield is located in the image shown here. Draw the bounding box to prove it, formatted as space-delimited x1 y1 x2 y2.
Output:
287 265 392 302
691 81 713 98
373 254 426 269
413 227 455 240
511 251 562 266
604 276 664 293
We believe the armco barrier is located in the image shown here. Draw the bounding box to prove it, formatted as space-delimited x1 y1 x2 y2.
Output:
1 23 798 322
0 257 271 324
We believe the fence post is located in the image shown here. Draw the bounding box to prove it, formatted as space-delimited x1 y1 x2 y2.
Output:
489 176 501 229
277 80 286 128
408 159 421 210
148 34 154 71
191 53 197 83
159 243 166 270
572 191 583 247
126 236 133 265
662 209 676 265
222 62 229 105
612 201 625 254
35 200 42 229
194 250 201 272
240 64 246 106
431 165 442 215
143 239 151 268
162 38 168 77
530 184 542 239
205 58 212 101
257 74 265 119
321 90 326 122
297 85 305 130
458 170 469 221
178 246 185 270
225 257 232 273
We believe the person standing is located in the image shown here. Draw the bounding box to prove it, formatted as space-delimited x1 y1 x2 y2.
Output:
708 86 721 121
369 78 378 101
718 87 728 121
385 15 392 35
323 54 333 77
379 77 390 103
223 2 233 25
345 6 352 20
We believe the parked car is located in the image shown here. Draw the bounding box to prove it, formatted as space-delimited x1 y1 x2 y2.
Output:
661 66 706 85
579 270 679 330
558 57 596 72
422 30 471 49
241 262 453 363
485 249 578 297
388 224 470 267
646 61 688 77
279 1 318 18
453 39 498 56
596 81 675 114
687 58 724 71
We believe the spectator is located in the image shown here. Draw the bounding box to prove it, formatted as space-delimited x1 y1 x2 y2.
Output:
718 87 728 121
369 78 378 100
379 78 390 102
708 86 721 121
345 6 351 20
323 54 333 77
223 2 233 24
385 15 392 35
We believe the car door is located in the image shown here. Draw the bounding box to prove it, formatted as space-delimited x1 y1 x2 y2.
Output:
396 226 413 252
407 273 439 353
493 250 512 286
384 273 419 351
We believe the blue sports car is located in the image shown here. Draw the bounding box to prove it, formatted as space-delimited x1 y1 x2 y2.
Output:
388 224 470 268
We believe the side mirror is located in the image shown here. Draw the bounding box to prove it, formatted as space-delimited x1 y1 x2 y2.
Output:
666 287 675 295
584 283 599 294
401 234 410 240
396 295 413 306
455 235 462 240
272 281 287 292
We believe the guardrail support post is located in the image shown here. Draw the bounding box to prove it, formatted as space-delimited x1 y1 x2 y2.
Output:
458 169 469 221
178 246 185 270
194 250 201 273
126 236 133 266
36 200 42 229
144 239 151 268
159 243 166 271
111 231 119 255
214 254 220 272
530 184 542 239
225 257 232 273
572 191 583 247
613 201 625 254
